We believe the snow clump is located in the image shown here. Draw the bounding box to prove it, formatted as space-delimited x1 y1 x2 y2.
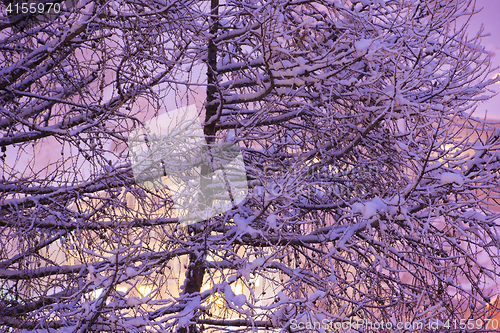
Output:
440 172 464 186
352 197 387 218
224 284 246 308
354 39 373 56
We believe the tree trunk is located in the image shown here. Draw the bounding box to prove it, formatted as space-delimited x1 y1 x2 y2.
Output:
179 1 219 332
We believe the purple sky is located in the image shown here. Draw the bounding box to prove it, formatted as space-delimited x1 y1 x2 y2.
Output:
468 0 500 120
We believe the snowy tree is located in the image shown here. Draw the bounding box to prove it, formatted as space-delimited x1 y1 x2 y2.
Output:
1 0 500 332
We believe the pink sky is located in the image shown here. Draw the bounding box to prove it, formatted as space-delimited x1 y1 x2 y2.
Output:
468 0 500 120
